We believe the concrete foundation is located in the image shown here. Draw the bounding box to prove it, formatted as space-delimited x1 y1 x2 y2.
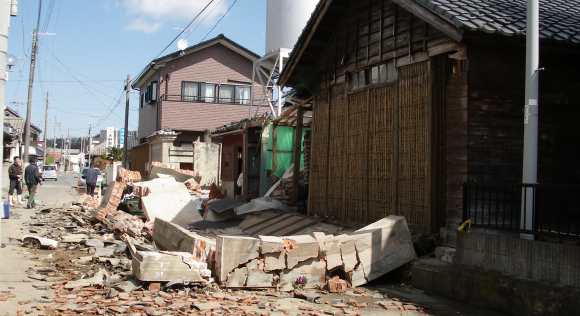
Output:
412 262 580 316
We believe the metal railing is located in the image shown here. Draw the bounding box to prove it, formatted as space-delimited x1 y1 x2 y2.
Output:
462 182 580 240
160 94 251 105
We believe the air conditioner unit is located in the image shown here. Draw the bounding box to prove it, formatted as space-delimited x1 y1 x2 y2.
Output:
146 81 158 104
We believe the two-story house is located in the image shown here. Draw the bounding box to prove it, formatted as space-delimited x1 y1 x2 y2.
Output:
132 34 269 146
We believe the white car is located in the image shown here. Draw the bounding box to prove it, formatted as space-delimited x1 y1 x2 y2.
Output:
42 165 58 181
79 167 104 186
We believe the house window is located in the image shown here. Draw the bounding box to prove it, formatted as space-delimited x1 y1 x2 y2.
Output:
350 61 396 90
235 86 251 105
140 92 145 108
219 85 235 103
181 81 251 105
182 82 200 101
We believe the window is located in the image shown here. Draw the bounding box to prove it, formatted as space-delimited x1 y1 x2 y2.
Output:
181 81 251 105
182 82 199 101
235 86 251 105
350 61 396 90
219 85 235 103
140 93 145 108
145 81 158 104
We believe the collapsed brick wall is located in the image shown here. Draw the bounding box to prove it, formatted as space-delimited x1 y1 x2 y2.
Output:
214 216 417 288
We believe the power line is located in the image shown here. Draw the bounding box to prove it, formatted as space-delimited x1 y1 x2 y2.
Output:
200 0 239 42
150 0 215 62
185 0 225 41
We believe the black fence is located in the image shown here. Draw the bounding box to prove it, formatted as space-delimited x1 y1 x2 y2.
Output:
462 183 580 240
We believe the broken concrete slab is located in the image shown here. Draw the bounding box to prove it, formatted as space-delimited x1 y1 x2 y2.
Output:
246 270 274 287
284 235 320 269
65 269 108 289
263 252 286 271
215 235 260 284
235 197 289 215
132 251 211 283
85 239 104 248
259 235 285 253
338 235 357 273
350 216 417 286
226 267 248 287
152 218 215 265
280 258 326 287
141 181 204 227
149 161 202 183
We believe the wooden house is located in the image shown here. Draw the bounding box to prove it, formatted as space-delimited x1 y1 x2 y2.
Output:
278 0 580 245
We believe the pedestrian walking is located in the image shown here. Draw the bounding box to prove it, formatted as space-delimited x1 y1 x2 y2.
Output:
85 163 99 197
8 156 24 206
24 158 42 209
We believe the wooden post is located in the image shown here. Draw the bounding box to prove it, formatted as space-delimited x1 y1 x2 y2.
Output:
242 124 249 197
291 108 304 205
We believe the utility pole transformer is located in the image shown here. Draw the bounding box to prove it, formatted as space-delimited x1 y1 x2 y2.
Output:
122 74 130 168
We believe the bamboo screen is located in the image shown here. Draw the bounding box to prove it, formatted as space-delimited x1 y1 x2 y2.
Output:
346 90 369 223
368 85 396 223
397 61 430 233
309 90 329 218
327 85 346 219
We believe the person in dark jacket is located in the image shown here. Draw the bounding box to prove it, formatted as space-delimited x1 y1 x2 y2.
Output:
85 163 99 197
24 158 42 209
8 156 24 206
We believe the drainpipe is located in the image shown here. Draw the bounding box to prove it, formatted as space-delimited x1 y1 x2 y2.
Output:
521 0 540 239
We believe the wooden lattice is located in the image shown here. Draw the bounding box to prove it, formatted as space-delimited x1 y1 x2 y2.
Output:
397 61 430 233
309 90 329 217
368 85 396 222
346 90 369 223
327 85 346 219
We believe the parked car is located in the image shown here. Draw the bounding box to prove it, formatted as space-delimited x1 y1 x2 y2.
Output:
79 167 104 186
42 165 58 181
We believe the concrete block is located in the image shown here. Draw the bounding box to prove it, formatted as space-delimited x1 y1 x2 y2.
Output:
132 251 210 282
152 218 215 264
215 235 260 283
246 270 274 287
351 216 417 286
280 258 326 286
338 235 357 273
226 267 247 287
259 236 285 253
141 181 204 227
284 235 320 269
263 252 286 271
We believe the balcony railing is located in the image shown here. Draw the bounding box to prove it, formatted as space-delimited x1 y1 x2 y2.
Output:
462 182 580 240
160 94 251 105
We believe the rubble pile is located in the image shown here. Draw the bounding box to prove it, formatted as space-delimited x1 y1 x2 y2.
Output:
117 168 142 184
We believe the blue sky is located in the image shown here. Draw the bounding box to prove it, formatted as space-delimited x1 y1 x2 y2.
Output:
5 0 267 139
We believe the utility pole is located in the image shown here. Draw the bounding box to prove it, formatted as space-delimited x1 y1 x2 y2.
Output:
42 92 49 165
88 124 92 165
122 74 130 168
521 0 540 239
60 134 63 172
22 27 38 167
23 0 42 167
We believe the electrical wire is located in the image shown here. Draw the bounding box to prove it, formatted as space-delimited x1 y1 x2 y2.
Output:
150 0 215 62
185 0 225 41
200 0 239 42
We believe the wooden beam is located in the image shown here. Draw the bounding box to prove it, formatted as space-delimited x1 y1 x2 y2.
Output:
391 0 464 42
242 124 249 197
291 108 304 206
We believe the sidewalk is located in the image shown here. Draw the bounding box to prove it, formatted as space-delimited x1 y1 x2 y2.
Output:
0 174 82 315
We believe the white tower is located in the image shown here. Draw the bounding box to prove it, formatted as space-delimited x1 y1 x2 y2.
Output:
250 0 318 118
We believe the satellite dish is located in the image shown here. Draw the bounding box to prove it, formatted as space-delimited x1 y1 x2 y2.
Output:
177 39 188 51
6 54 17 68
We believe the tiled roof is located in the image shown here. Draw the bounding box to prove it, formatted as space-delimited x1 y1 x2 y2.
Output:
419 0 580 44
